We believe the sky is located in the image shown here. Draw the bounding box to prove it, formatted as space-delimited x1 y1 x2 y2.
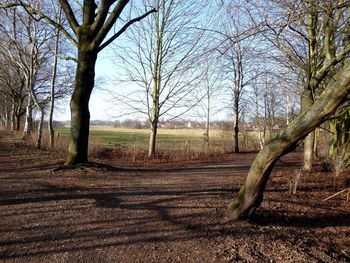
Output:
51 1 239 123
53 46 231 123
54 49 119 122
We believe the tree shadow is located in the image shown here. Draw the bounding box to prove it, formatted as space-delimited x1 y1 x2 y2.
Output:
250 210 350 228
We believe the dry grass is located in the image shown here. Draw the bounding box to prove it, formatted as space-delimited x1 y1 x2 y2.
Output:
13 127 262 166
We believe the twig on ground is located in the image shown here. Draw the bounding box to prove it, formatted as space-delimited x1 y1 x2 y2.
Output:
322 188 350 202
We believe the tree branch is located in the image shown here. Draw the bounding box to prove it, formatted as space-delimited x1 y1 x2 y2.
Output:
98 8 157 52
0 1 77 47
90 0 111 37
92 0 130 49
58 0 79 36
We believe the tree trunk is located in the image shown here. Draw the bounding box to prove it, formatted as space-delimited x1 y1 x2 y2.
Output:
329 105 350 161
4 109 9 130
206 86 210 147
303 131 315 170
227 62 350 220
329 120 337 159
65 47 97 165
234 125 239 153
48 8 61 149
15 111 21 131
301 87 315 171
234 96 240 153
36 108 44 149
10 98 15 132
148 121 158 158
314 128 319 158
205 117 210 147
258 129 264 150
23 94 33 137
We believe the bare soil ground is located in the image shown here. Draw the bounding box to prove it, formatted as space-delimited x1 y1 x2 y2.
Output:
0 130 349 263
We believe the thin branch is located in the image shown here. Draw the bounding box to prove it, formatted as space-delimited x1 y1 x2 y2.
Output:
0 1 77 46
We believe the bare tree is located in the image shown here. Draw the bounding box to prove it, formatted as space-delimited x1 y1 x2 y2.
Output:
1 0 156 164
261 0 350 170
0 48 27 131
0 3 53 149
228 1 350 219
210 1 266 153
192 53 223 148
229 61 350 220
109 0 205 157
48 4 62 149
223 42 261 152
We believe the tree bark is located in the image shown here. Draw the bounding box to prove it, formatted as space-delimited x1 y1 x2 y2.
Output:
227 62 350 220
234 124 239 153
48 8 61 149
23 94 33 137
205 82 210 147
301 87 315 171
206 114 210 148
233 94 239 153
65 45 97 165
329 104 350 161
36 108 44 149
15 108 21 131
148 121 158 158
10 98 15 132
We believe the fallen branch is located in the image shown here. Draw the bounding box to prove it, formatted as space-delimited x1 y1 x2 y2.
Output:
322 188 350 202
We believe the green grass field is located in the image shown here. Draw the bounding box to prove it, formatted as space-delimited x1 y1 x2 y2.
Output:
54 127 236 152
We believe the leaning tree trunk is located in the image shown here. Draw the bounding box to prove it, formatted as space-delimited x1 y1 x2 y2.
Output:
65 46 97 165
227 62 350 220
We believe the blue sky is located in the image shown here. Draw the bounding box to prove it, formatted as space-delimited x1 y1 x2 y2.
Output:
54 47 119 121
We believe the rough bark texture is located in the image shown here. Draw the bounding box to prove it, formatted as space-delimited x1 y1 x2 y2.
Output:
301 88 315 171
329 104 350 163
65 42 97 165
228 62 350 220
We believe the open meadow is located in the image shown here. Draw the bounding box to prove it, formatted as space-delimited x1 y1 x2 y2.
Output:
36 127 262 167
51 127 260 153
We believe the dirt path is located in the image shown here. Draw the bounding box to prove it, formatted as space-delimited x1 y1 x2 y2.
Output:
0 131 349 262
